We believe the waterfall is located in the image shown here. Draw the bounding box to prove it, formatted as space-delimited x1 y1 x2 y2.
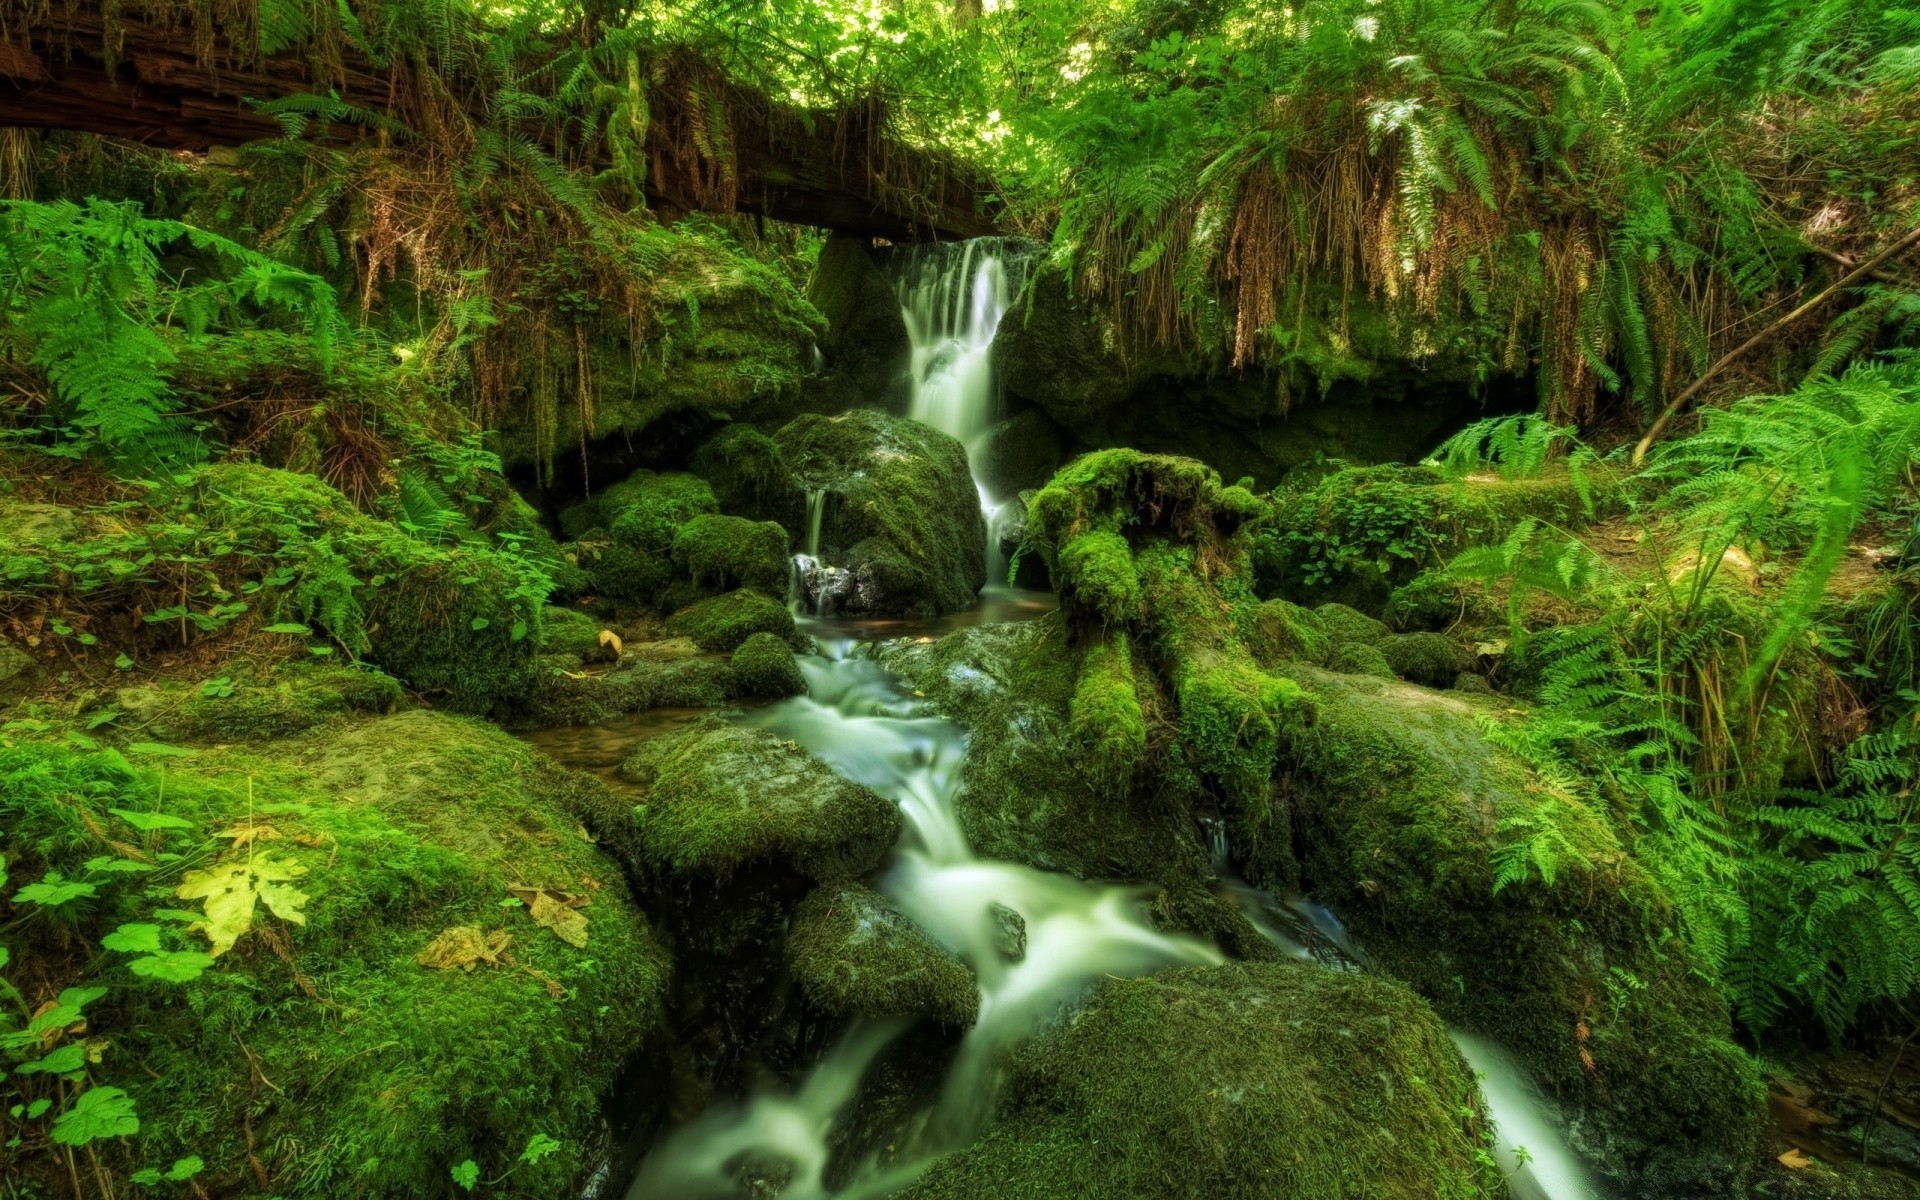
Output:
626 645 1219 1199
791 489 829 617
896 241 1019 586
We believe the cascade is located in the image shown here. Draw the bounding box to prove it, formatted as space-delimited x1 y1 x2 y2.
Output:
895 240 1021 585
626 644 1219 1199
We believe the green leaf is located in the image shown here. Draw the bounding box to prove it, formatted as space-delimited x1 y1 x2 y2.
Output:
130 949 215 984
151 907 201 923
102 923 163 953
16 1043 87 1075
176 854 309 956
26 1098 51 1120
16 875 98 906
114 653 135 670
263 622 312 634
470 616 490 631
51 1086 140 1146
165 1155 205 1181
84 855 153 875
450 1160 479 1191
518 1133 562 1164
131 1169 163 1186
0 945 9 969
111 807 194 830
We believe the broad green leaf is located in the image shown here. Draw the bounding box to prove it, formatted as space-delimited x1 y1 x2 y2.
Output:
26 1098 52 1119
84 856 153 875
131 1169 164 1186
16 1043 87 1075
151 908 200 923
519 1133 562 1164
102 923 163 953
450 1160 479 1191
176 854 309 956
130 949 214 984
50 1086 139 1146
111 807 194 830
165 1156 205 1181
263 623 312 634
16 875 97 906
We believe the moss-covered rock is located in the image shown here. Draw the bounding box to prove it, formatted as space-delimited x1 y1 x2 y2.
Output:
671 513 791 596
1377 631 1469 687
621 718 899 881
565 470 720 603
518 654 735 726
0 714 667 1199
666 588 796 653
899 961 1500 1200
1055 529 1141 625
775 409 985 615
730 631 807 698
114 663 403 743
539 604 617 662
786 883 977 1025
975 408 1068 500
1329 640 1396 678
1248 598 1332 666
1315 601 1389 646
809 234 911 407
690 423 804 528
1284 667 1765 1192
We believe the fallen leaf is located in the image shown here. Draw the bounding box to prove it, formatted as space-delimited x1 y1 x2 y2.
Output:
509 886 588 948
598 629 623 655
176 854 310 957
416 926 512 971
1777 1149 1813 1170
217 823 281 848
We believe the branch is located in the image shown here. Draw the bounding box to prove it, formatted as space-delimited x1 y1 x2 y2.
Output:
1633 222 1920 466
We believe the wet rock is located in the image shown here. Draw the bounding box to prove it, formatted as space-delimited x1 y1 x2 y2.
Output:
975 408 1068 499
731 631 807 698
540 605 618 664
787 883 978 1025
113 664 404 743
666 588 796 653
898 961 1502 1200
1328 641 1395 678
809 233 911 408
775 409 985 615
1377 631 1469 687
517 654 734 727
987 901 1026 962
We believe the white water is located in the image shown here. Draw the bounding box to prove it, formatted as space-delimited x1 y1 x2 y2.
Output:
897 241 1018 586
626 645 1219 1199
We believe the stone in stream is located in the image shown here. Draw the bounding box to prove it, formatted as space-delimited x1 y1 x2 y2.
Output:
988 901 1027 963
787 883 978 1026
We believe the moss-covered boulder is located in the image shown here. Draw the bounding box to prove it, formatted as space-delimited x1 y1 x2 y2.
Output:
731 631 807 698
975 408 1068 500
1328 640 1395 678
563 470 719 603
690 423 804 528
666 588 796 653
621 718 899 881
809 234 911 408
1248 598 1332 666
899 961 1500 1200
1377 631 1469 687
539 604 617 663
518 654 736 726
775 409 985 615
0 713 667 1199
113 662 403 743
671 513 790 596
786 883 977 1025
1314 601 1389 646
1284 667 1765 1191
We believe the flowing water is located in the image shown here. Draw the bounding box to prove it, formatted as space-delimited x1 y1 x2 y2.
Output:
626 642 1221 1199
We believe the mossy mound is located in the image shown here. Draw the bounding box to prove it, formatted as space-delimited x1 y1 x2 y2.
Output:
564 470 719 603
1377 631 1469 687
113 662 403 743
621 718 899 881
730 631 807 698
671 513 791 596
1314 601 1388 646
975 408 1068 499
690 423 804 528
775 409 985 615
0 713 667 1199
1284 667 1765 1191
1328 640 1395 678
539 604 617 663
809 234 911 407
899 961 1500 1200
786 883 978 1026
666 588 796 653
518 654 736 726
1248 599 1332 666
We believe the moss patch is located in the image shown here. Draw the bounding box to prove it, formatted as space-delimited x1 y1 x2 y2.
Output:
621 718 899 881
113 662 403 743
665 588 796 653
516 654 735 727
786 883 978 1026
1377 631 1469 687
898 961 1500 1200
671 513 790 596
731 631 807 698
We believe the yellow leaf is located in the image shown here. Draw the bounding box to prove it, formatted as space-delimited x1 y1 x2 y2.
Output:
509 886 588 948
416 926 511 971
176 854 309 957
1777 1148 1813 1170
217 823 281 847
597 629 623 655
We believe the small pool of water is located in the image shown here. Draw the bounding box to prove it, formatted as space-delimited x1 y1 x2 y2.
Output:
523 704 763 790
800 587 1054 645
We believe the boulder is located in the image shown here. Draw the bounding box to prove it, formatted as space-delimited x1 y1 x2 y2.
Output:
666 588 796 653
730 631 807 698
786 883 977 1026
776 409 985 615
809 234 911 408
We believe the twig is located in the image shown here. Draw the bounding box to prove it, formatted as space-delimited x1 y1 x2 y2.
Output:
1634 223 1920 465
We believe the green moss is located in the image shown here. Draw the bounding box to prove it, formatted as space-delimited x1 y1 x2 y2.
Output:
114 663 403 743
1285 668 1765 1191
690 424 802 527
1249 598 1332 666
671 513 791 596
786 883 977 1025
665 588 796 653
1316 602 1389 646
775 409 985 615
0 715 667 1199
539 604 615 662
1056 530 1141 624
1330 641 1396 678
517 654 735 727
1384 569 1487 632
730 631 807 698
1068 633 1146 795
1025 449 1226 566
899 961 1500 1200
622 718 899 881
1378 632 1468 687
565 470 719 604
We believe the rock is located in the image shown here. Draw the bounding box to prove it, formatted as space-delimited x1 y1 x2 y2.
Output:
563 470 719 604
809 234 911 408
786 883 977 1025
690 424 805 528
987 902 1027 962
0 641 37 701
114 664 404 743
1315 602 1389 646
1328 641 1395 678
990 265 1135 428
670 513 791 597
0 501 81 542
517 654 735 727
1451 671 1494 694
1377 631 1469 687
540 605 618 663
1248 599 1332 666
730 631 807 698
898 961 1501 1200
775 409 985 615
666 588 796 653
621 718 900 882
974 408 1068 499
1286 667 1765 1192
